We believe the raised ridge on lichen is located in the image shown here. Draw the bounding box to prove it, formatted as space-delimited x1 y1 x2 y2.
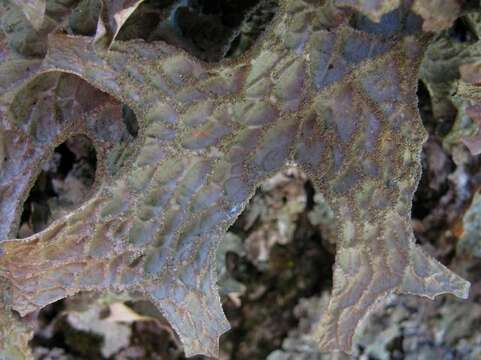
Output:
0 0 472 358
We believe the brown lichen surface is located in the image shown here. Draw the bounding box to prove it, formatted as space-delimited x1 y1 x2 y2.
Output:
0 0 471 358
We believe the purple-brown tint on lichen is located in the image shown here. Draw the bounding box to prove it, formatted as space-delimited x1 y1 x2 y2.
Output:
0 0 471 358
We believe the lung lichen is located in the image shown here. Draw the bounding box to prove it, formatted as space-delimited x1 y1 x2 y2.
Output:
0 0 472 358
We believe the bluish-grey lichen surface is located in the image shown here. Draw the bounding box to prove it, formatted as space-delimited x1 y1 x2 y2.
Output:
0 0 473 358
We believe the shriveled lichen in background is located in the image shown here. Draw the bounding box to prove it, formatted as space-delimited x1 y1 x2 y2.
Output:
420 9 481 153
0 0 478 358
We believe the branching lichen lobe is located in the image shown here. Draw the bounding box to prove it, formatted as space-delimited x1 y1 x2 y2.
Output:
0 0 472 358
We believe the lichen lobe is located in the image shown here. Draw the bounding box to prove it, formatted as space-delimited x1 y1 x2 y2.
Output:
0 0 472 358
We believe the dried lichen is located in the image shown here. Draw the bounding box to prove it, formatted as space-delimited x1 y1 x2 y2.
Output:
459 192 481 258
420 10 481 153
412 0 461 32
0 0 473 358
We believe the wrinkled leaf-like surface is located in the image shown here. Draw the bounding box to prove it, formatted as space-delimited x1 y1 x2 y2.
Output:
0 0 472 358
